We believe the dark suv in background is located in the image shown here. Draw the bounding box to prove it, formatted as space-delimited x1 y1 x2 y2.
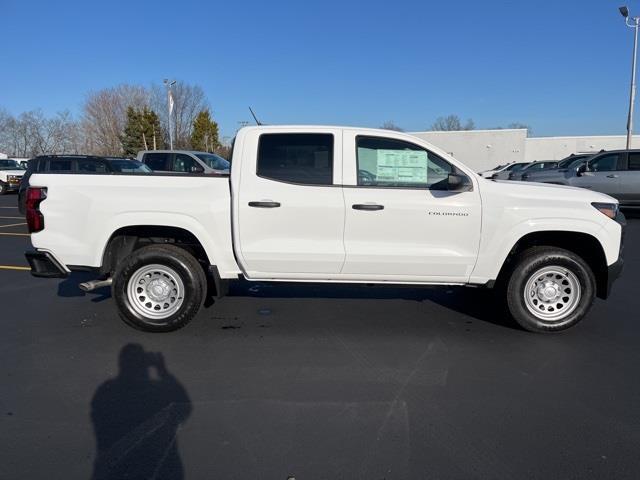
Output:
18 155 151 213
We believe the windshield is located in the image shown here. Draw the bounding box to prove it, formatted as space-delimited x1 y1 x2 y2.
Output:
195 153 230 171
0 159 22 170
558 155 588 168
107 159 152 173
509 163 528 172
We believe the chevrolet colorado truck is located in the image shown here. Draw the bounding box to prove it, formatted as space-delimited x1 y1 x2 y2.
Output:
24 126 624 333
0 159 26 195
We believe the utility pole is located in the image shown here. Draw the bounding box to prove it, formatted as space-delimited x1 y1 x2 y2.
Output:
620 6 639 149
163 79 176 150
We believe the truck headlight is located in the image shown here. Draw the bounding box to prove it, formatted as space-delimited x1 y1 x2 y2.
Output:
591 202 619 219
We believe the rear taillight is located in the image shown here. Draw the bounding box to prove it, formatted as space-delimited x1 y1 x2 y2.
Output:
26 187 47 233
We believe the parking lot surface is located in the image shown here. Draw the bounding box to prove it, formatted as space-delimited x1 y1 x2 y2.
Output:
1 193 639 479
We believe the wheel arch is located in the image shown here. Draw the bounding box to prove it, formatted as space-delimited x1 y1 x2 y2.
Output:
100 225 212 276
495 230 609 299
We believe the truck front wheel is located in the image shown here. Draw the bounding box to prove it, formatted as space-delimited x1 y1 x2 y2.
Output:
113 244 207 332
506 247 596 332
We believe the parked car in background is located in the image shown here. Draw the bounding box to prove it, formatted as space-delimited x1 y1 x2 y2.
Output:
521 154 594 184
137 150 230 174
479 163 509 178
508 160 559 181
491 162 530 180
563 150 640 209
0 159 26 195
18 155 150 213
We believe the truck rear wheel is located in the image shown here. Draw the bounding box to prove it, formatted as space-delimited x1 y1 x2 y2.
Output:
506 247 596 332
113 244 207 332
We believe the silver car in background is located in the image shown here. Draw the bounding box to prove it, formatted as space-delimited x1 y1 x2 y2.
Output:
508 160 559 181
491 162 530 180
137 150 230 174
521 154 594 184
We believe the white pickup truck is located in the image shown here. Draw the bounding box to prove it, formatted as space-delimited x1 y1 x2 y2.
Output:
24 126 624 333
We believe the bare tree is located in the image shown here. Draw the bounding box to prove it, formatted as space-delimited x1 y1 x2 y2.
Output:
380 121 404 132
0 108 85 157
151 81 209 149
430 115 475 131
82 84 150 155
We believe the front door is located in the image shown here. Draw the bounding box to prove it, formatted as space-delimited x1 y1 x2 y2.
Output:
340 132 481 282
569 152 622 198
236 129 345 277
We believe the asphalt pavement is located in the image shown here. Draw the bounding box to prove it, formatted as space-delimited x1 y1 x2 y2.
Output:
1 192 639 479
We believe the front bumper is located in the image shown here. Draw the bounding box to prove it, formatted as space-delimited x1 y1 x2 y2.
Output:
602 211 626 299
25 250 69 278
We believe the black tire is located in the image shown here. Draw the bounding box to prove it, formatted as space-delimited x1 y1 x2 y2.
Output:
505 247 596 333
112 244 207 332
0 181 6 195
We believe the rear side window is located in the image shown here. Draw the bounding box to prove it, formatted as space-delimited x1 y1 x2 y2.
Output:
257 133 333 185
629 153 640 170
48 159 73 171
78 159 107 173
143 153 169 171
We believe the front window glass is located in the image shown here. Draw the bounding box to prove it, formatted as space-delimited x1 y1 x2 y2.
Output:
356 136 453 188
172 154 199 173
195 153 230 171
590 154 619 172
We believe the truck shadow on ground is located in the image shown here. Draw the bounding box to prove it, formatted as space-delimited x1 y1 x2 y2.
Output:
228 281 520 330
56 273 519 330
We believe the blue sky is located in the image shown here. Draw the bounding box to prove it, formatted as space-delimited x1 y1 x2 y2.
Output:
1 0 637 138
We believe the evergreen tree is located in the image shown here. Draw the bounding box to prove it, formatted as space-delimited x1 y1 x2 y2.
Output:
121 107 165 155
190 109 219 152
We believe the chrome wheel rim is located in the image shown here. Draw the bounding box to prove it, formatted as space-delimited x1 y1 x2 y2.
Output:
524 266 581 322
127 264 184 322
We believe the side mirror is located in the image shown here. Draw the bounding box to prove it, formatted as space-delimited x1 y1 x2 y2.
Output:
191 165 205 174
576 164 588 176
447 173 471 191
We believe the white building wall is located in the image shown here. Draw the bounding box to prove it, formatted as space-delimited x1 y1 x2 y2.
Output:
409 129 640 172
410 129 527 173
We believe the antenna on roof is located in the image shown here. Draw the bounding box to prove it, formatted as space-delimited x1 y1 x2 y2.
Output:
249 106 262 125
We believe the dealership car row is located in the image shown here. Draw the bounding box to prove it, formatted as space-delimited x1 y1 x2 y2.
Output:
5 146 639 211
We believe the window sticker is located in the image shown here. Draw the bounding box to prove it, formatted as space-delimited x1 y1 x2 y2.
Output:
376 149 428 184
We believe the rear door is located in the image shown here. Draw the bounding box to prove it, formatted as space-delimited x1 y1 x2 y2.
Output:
569 152 622 197
618 152 640 207
340 131 481 282
236 128 345 277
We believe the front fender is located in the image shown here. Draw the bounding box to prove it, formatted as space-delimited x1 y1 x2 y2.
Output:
469 217 616 284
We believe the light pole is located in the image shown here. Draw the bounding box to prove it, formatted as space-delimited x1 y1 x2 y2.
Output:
620 6 639 149
163 79 176 150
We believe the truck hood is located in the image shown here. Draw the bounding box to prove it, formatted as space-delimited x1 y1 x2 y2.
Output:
490 179 617 204
0 169 26 176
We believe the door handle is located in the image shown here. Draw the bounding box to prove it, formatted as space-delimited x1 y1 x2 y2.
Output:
248 201 281 208
352 203 384 211
606 174 619 178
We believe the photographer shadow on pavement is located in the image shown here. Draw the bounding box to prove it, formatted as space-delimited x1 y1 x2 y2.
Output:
90 344 192 480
